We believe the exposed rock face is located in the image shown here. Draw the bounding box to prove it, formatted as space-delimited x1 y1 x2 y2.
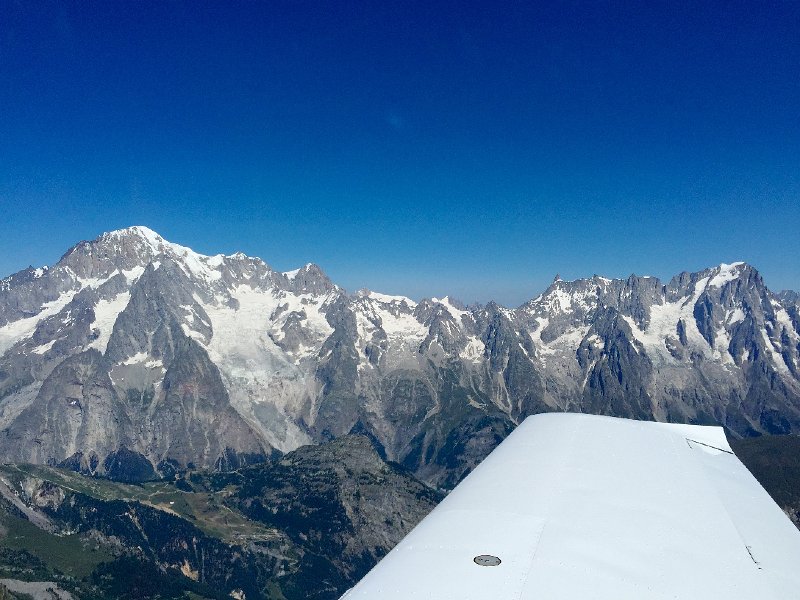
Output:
1 227 799 486
2 349 132 467
235 435 442 597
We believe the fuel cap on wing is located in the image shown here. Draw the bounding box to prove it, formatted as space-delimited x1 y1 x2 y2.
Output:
473 554 501 566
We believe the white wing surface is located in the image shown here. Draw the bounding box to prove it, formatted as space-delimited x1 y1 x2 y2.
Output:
342 413 800 599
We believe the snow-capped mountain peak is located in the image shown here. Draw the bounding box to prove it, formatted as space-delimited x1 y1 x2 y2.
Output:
708 261 747 287
0 230 798 489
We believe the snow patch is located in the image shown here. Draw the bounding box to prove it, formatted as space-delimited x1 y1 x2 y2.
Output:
378 307 427 340
77 276 108 289
532 283 599 317
122 351 149 365
31 339 56 354
713 327 734 364
207 254 225 268
368 291 417 307
115 226 225 282
352 295 427 370
460 337 485 362
586 334 605 350
622 278 714 364
708 262 745 288
283 268 301 280
761 329 791 375
126 225 163 248
88 291 131 353
0 291 78 355
432 296 468 324
283 263 313 281
122 265 145 282
727 308 745 325
181 323 207 342
171 244 223 281
529 318 555 357
268 293 335 356
118 352 162 370
775 307 798 341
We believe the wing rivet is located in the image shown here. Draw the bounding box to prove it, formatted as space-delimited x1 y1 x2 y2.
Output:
473 554 501 566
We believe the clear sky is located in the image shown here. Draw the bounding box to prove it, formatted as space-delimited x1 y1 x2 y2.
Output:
1 1 798 306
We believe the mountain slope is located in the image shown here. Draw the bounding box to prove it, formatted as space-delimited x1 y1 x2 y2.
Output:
0 434 440 599
1 227 798 487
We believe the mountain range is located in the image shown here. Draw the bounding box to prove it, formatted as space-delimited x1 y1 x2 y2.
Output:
1 226 798 489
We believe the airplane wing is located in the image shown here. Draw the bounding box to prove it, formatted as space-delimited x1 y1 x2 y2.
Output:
341 413 800 599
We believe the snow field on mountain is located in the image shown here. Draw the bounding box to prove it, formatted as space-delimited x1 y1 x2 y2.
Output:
432 296 468 323
109 225 226 283
708 261 745 287
88 291 131 353
459 337 486 363
530 282 600 318
623 277 716 365
353 295 428 371
272 290 335 349
524 316 589 368
197 285 320 451
202 286 299 381
0 291 78 355
367 291 416 306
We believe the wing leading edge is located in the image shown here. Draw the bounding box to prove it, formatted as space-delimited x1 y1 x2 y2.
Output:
341 413 800 599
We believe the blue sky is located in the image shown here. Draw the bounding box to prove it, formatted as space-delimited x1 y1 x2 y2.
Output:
1 1 798 306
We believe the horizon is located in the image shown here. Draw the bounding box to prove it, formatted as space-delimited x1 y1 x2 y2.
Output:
2 2 799 306
0 224 793 309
